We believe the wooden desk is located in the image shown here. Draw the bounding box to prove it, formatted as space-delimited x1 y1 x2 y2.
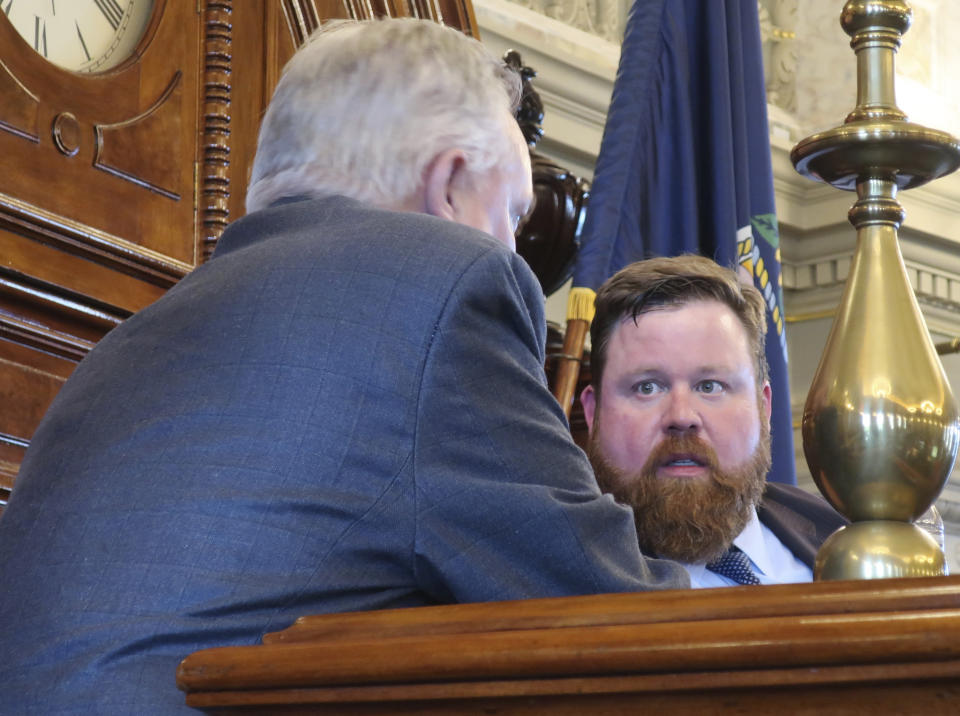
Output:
178 575 960 713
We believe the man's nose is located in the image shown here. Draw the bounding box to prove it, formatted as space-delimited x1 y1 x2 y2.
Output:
663 388 701 434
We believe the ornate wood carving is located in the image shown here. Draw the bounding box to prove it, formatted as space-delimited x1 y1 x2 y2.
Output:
520 154 589 296
508 50 588 297
280 0 320 44
201 0 234 261
94 72 184 200
280 0 477 47
0 60 39 142
434 0 478 35
0 196 189 290
52 112 81 157
0 5 202 282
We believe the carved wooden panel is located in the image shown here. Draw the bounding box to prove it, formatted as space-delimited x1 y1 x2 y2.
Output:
0 11 197 270
0 61 40 140
93 72 185 200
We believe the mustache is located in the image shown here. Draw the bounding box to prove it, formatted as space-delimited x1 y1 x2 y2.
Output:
643 433 720 475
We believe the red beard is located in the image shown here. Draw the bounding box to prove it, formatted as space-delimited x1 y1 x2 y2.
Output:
588 423 771 564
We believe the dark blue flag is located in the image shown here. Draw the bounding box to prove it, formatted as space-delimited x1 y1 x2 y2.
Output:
572 0 795 485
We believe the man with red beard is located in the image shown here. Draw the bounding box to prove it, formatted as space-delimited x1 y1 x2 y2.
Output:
580 255 846 587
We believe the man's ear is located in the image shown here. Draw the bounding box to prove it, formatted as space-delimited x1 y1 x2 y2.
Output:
581 385 596 438
423 148 468 222
761 382 772 423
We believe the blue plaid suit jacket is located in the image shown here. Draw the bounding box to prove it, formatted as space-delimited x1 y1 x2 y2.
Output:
0 196 686 714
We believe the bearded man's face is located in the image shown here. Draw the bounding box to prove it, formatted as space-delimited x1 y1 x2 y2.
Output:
580 299 773 563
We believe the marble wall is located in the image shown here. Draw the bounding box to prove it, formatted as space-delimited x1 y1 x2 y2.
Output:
504 0 629 43
764 0 960 141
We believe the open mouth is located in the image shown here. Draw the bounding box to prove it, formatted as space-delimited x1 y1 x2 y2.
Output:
662 455 708 468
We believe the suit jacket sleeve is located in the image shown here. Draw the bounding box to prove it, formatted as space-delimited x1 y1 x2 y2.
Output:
412 246 689 602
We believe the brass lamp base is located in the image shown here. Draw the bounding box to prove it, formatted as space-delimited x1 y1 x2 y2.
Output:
791 121 960 192
815 521 946 580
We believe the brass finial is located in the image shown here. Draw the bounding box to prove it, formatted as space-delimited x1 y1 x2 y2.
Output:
841 0 910 123
791 1 960 580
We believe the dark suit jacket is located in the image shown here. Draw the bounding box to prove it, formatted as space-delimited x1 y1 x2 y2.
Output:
759 482 849 569
0 196 686 714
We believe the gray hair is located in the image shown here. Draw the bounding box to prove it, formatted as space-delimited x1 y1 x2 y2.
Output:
245 18 522 213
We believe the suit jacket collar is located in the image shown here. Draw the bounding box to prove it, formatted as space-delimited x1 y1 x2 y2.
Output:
757 482 849 568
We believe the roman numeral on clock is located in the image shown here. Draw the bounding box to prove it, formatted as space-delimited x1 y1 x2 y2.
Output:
76 21 91 61
34 15 47 56
93 0 123 31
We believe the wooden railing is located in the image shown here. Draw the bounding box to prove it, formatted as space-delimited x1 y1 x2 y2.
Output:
178 575 960 713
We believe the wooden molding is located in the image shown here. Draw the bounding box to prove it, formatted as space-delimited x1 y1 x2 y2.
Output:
0 58 39 142
94 72 184 200
200 0 234 260
178 575 960 712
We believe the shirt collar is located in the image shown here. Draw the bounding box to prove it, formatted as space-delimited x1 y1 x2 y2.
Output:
732 509 772 575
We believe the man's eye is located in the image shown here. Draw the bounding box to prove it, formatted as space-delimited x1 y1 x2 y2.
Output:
698 380 723 394
635 381 658 395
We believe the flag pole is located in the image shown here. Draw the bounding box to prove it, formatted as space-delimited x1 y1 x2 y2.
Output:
552 287 596 419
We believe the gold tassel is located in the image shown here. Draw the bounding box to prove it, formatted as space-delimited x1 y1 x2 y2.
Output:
566 287 596 324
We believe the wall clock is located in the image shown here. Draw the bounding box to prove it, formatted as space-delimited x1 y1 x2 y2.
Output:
2 0 154 73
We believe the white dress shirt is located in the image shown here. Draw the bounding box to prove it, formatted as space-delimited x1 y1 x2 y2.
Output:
683 509 813 588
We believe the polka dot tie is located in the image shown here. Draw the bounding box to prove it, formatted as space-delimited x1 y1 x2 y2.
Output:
706 546 761 585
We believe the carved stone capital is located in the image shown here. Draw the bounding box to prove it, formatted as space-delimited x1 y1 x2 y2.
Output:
760 0 798 114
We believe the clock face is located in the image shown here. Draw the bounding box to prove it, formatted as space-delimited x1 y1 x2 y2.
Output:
2 0 154 73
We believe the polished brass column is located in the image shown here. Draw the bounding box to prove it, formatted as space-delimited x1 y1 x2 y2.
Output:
791 0 960 580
